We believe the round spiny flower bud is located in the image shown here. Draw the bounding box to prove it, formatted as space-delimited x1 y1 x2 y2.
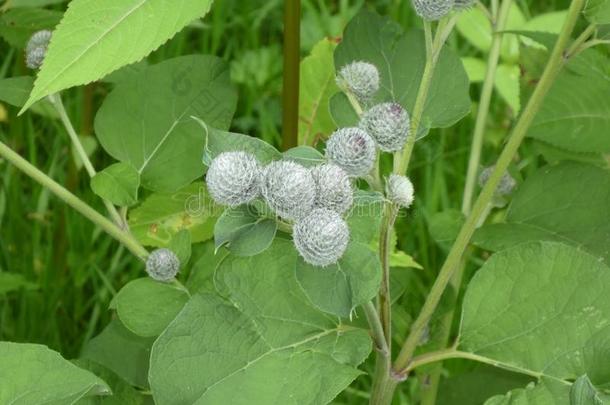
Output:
25 29 52 69
293 208 350 267
360 102 410 152
146 248 180 282
311 164 353 215
206 151 261 207
337 61 380 103
412 0 454 21
478 166 517 196
325 127 376 177
453 0 475 10
386 174 415 208
261 160 316 220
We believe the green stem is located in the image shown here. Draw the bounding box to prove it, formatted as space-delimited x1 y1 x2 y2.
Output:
462 0 512 215
48 93 125 228
393 0 586 375
363 301 390 357
281 0 300 151
0 140 149 261
371 17 456 405
378 203 398 345
393 20 435 175
566 23 596 57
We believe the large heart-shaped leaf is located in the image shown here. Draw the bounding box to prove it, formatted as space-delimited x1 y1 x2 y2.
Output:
0 342 110 403
473 162 610 264
483 378 571 405
333 10 470 130
21 0 214 111
459 242 610 392
95 55 237 192
149 240 371 404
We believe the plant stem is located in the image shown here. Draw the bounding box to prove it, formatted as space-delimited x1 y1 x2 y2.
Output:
0 140 149 261
393 0 586 376
378 203 397 345
462 0 512 215
393 20 435 175
281 0 300 151
371 17 456 405
48 93 125 228
363 300 390 357
566 23 596 57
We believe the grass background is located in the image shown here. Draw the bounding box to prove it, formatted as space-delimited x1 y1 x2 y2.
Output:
0 0 572 401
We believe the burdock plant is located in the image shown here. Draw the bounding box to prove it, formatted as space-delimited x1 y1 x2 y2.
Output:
0 1 604 405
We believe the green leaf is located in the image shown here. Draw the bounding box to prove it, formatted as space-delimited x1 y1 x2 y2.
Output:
527 49 610 153
0 271 37 294
298 38 339 145
334 10 470 130
456 4 524 63
95 55 237 192
214 205 277 257
128 182 221 247
149 240 371 404
428 209 465 248
571 375 604 405
483 378 571 405
283 145 325 167
185 240 226 294
462 57 487 83
329 92 360 128
438 365 534 405
459 242 610 387
0 7 61 48
0 76 58 118
389 250 422 270
21 0 214 111
295 241 382 317
73 360 144 405
111 278 189 338
473 162 610 264
585 0 610 24
81 319 154 388
0 342 110 404
168 229 192 269
199 120 281 166
90 162 140 207
347 190 385 244
6 0 66 8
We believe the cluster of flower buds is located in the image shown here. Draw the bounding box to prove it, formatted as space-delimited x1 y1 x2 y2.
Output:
333 62 412 158
206 152 355 266
332 61 417 209
411 0 475 21
25 30 52 69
